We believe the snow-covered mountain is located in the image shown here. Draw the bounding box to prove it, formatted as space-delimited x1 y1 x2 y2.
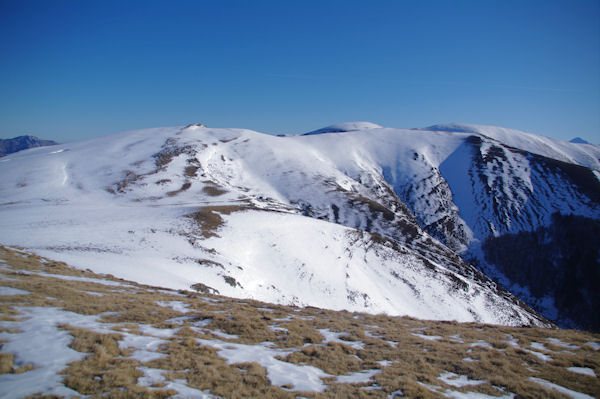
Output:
0 135 57 156
570 137 590 144
1 122 597 329
303 121 383 135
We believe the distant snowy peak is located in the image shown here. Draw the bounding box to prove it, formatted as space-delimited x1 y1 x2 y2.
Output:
421 123 483 134
303 121 383 135
570 137 589 144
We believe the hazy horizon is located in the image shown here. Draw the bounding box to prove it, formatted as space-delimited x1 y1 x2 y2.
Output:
1 0 599 143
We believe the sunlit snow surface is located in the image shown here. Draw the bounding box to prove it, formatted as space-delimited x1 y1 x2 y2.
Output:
567 367 596 377
0 286 29 296
529 377 595 399
438 372 487 387
137 367 217 398
0 307 111 398
0 122 597 326
196 338 331 392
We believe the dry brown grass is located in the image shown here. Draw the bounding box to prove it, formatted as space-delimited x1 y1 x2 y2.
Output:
166 181 192 197
1 244 599 398
202 185 228 197
61 326 163 397
183 165 200 178
0 352 36 374
186 205 253 238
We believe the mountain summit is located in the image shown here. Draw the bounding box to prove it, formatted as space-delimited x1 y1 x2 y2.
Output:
0 122 598 329
570 137 590 144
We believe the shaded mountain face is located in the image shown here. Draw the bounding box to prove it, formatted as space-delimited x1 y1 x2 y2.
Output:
373 124 599 331
0 135 58 156
482 213 600 332
0 122 597 329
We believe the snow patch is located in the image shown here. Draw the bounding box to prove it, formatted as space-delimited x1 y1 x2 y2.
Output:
438 372 487 387
156 300 192 314
319 328 365 349
567 367 596 377
530 342 548 352
546 337 579 349
130 349 168 362
137 367 217 398
119 333 168 352
586 341 600 351
196 338 331 392
336 369 380 384
469 340 493 349
413 332 443 341
0 307 112 398
0 287 29 296
529 377 595 399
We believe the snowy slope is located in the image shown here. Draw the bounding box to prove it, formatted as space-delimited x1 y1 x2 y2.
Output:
0 123 549 327
293 125 599 248
292 123 600 329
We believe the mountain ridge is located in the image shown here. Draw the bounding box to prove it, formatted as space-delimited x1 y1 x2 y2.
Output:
0 122 597 329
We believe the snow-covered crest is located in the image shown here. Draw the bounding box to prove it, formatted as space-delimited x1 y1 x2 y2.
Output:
2 121 597 327
422 122 600 171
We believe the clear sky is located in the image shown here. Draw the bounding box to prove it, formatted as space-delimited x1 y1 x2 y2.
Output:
1 0 599 143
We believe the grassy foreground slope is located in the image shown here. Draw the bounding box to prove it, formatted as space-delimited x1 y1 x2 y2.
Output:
0 245 598 399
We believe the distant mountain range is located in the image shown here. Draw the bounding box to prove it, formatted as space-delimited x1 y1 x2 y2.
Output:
0 135 57 156
0 122 598 330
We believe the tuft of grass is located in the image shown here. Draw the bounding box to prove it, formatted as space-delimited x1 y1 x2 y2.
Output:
0 353 13 374
184 165 200 178
0 352 36 374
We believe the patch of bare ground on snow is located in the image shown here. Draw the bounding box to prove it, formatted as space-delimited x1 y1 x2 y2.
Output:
0 245 598 398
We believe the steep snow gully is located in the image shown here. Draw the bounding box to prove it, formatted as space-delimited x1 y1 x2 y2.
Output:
0 122 598 329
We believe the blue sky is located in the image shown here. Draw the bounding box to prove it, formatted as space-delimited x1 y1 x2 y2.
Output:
1 0 599 143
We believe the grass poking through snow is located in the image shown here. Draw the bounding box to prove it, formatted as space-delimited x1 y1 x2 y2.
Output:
0 245 598 398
